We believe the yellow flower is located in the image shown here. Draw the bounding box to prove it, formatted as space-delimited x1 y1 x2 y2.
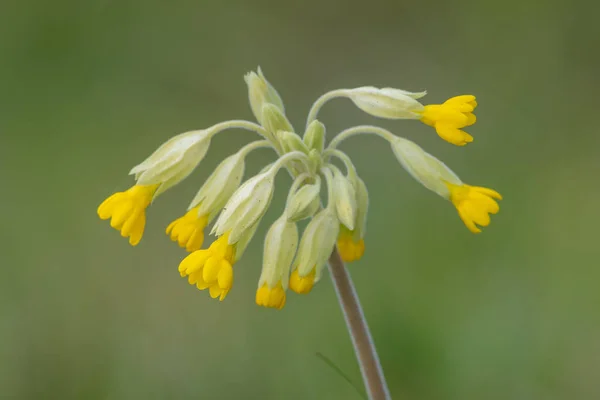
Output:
97 184 159 246
289 268 316 294
178 232 235 301
166 206 209 252
446 183 502 233
256 281 286 309
336 226 365 262
420 95 477 146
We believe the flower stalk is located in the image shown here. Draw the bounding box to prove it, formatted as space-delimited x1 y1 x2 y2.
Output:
328 248 391 400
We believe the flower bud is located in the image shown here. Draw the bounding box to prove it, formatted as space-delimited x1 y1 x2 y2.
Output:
189 152 245 219
294 209 340 278
346 86 426 119
130 129 211 197
212 171 275 244
259 216 299 289
261 103 294 134
244 67 285 125
391 137 462 198
332 167 357 231
303 120 325 153
277 131 309 154
286 177 321 221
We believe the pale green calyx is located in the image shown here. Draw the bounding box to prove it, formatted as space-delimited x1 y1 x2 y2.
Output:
261 103 294 136
285 175 321 221
189 154 244 220
189 140 272 220
293 208 340 279
130 129 212 197
331 166 357 230
259 215 299 289
245 67 285 125
234 221 260 262
346 86 426 119
278 131 309 154
303 120 325 152
391 137 462 198
212 171 275 244
350 175 369 241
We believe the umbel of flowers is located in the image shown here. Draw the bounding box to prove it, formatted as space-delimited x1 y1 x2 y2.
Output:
98 68 502 309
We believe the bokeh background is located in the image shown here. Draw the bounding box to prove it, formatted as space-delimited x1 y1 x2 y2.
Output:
2 0 600 398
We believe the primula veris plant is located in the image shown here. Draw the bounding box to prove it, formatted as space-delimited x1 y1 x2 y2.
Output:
98 67 502 309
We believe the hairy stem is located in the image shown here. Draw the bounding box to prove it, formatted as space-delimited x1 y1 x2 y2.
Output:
328 248 391 400
305 89 348 129
327 125 398 150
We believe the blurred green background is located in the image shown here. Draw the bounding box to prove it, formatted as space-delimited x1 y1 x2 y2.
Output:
2 0 600 399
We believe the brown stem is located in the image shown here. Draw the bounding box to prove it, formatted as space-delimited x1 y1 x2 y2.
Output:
328 248 392 400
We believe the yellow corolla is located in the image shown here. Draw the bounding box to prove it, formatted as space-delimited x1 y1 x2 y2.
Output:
420 95 477 146
178 232 235 301
256 282 286 309
336 226 365 262
97 184 159 246
446 183 502 233
166 206 209 252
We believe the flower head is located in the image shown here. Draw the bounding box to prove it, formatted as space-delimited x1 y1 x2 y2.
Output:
420 95 478 146
98 67 502 309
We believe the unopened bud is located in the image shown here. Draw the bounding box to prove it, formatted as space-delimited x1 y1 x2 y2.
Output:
332 167 357 230
286 177 321 221
244 67 285 125
261 103 294 135
346 86 426 119
278 131 309 154
303 120 325 153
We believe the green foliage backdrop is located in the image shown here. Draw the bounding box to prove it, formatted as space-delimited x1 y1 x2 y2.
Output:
1 0 599 398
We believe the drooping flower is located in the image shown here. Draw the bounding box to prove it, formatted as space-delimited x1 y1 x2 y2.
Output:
256 216 298 309
391 136 501 232
289 194 340 295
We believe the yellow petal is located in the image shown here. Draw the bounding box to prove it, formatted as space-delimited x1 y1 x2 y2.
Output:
289 268 316 294
202 256 220 283
217 260 233 289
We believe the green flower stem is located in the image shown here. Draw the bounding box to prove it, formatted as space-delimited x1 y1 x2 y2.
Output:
305 89 349 129
327 125 397 150
209 120 284 154
328 248 392 400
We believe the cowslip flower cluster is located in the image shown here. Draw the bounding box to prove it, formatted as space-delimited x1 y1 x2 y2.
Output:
98 67 502 309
